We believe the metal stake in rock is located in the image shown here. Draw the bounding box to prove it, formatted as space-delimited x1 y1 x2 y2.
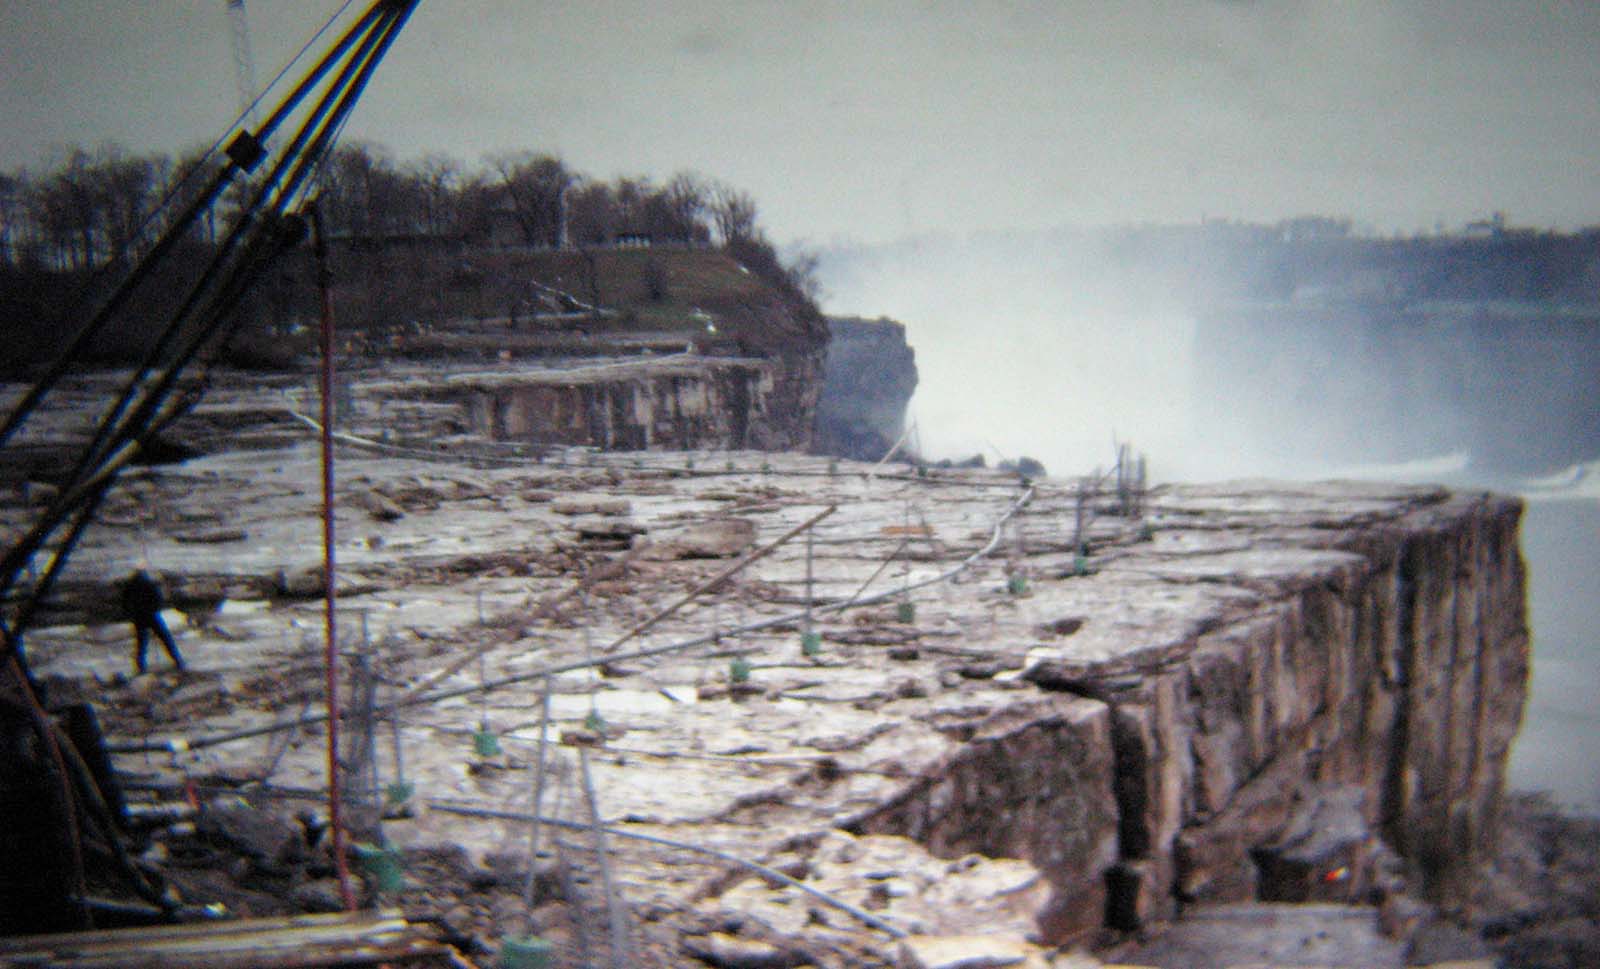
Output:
578 745 629 968
524 676 553 914
801 527 821 656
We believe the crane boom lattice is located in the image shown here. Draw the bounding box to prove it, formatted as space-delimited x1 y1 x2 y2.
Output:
227 0 258 122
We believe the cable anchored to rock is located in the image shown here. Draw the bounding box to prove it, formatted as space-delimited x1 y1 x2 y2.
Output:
105 486 1033 755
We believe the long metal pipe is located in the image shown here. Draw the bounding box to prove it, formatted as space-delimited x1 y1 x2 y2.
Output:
312 205 356 912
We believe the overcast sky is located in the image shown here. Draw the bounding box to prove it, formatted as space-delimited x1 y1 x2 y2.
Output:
3 1 1598 245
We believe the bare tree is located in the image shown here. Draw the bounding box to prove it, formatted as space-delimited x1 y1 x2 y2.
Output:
781 243 823 302
565 181 616 247
92 145 160 264
709 182 758 246
29 149 101 270
410 152 460 237
611 176 650 237
453 172 499 243
317 143 377 236
0 172 21 268
160 148 222 247
486 151 572 247
661 172 712 245
321 142 429 238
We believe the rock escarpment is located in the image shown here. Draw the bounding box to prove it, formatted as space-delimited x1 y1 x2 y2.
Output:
836 485 1530 944
812 315 917 461
1058 489 1528 928
374 357 792 452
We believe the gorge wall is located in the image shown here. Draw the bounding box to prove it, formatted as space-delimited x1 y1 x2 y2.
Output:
370 356 802 453
812 315 918 461
828 485 1530 946
355 309 897 458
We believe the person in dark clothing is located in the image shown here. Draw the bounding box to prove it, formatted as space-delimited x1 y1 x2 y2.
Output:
119 570 184 675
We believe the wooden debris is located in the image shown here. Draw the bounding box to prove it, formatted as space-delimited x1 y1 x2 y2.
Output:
0 908 478 968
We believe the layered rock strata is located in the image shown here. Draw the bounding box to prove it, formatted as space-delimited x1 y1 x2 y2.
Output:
1021 487 1530 930
813 316 918 461
372 357 786 452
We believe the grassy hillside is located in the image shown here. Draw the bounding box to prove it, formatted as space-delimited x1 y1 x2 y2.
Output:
319 242 826 361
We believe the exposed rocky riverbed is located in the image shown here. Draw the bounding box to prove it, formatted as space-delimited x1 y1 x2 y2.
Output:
2 369 1592 968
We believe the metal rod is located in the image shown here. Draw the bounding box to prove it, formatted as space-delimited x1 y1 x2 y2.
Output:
523 677 553 914
387 546 644 710
1074 478 1087 555
477 653 489 730
108 489 1034 755
603 504 836 654
552 833 594 969
804 526 814 634
869 418 917 476
578 746 628 968
355 648 383 845
900 501 911 597
59 6 402 492
387 702 405 792
313 204 355 913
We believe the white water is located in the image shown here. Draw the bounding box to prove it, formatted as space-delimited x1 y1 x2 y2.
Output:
1519 458 1600 502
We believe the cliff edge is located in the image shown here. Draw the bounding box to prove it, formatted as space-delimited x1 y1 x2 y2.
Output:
12 441 1535 963
813 315 918 461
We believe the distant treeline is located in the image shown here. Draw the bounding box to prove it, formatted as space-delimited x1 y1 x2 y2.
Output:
0 141 800 272
1114 217 1600 305
0 142 820 369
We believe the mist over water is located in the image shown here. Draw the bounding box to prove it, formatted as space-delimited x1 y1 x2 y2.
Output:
1512 495 1600 815
820 234 1207 479
819 231 1600 815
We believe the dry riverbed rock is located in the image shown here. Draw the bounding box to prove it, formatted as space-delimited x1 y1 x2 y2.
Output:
3 419 1543 966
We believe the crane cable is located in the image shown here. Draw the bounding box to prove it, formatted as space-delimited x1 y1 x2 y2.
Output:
0 1 419 670
0 0 383 456
0 0 421 924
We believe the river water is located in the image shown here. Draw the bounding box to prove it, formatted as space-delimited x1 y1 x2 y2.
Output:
1505 489 1600 814
1247 456 1600 816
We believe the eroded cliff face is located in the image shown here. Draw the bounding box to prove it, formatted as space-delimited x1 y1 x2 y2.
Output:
851 486 1529 943
447 360 779 451
812 315 918 461
751 342 826 452
362 355 818 453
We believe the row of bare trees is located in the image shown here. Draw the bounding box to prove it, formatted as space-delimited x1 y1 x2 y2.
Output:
320 144 768 252
0 145 179 272
326 149 702 248
1 141 822 370
0 142 774 273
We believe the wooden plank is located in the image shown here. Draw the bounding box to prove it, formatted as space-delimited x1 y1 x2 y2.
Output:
0 909 475 969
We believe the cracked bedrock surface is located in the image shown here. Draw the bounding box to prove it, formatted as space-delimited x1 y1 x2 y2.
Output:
15 436 1528 957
